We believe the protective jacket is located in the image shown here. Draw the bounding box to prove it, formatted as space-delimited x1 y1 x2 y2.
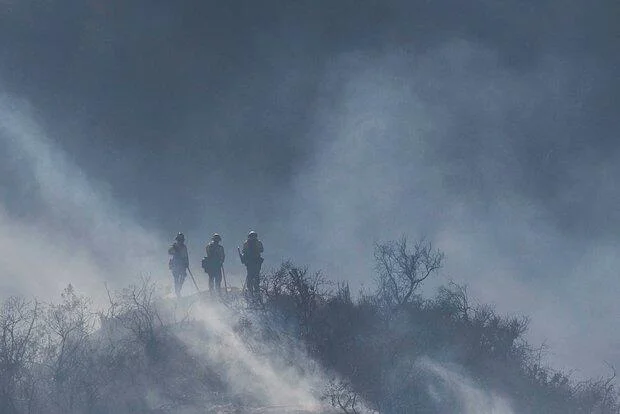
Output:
242 239 264 264
168 242 189 272
205 241 225 269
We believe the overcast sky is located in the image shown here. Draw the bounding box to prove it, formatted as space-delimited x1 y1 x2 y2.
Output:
0 0 618 378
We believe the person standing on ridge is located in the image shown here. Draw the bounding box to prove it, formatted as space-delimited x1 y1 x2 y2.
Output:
203 233 225 294
240 230 263 299
168 232 189 298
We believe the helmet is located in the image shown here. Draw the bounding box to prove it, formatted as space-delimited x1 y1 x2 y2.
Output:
248 231 258 239
212 233 222 242
175 232 185 242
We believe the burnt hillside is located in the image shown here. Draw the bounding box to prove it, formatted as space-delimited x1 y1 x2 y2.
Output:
0 238 617 413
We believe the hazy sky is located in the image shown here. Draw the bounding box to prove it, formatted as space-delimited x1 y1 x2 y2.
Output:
0 0 618 378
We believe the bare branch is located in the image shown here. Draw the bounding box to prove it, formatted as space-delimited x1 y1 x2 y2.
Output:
374 237 444 311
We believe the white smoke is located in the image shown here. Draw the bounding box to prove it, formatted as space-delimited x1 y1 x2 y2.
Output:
0 89 346 413
190 300 325 410
0 92 164 302
288 40 620 378
418 357 516 414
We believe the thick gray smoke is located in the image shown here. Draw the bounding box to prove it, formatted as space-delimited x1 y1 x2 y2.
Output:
286 41 620 378
0 92 338 413
0 0 618 387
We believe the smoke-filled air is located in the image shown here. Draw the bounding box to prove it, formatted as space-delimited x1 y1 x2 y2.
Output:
0 1 618 413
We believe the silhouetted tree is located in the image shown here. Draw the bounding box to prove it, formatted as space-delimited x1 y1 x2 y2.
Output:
0 297 42 413
374 237 443 311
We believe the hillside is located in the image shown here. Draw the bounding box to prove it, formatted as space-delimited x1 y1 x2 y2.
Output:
0 239 617 413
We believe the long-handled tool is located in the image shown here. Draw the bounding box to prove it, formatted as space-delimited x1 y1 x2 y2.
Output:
221 264 229 295
187 267 200 292
237 246 244 264
238 247 247 294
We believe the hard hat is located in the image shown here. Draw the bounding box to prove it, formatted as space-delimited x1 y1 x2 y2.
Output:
175 232 185 242
212 233 222 242
248 231 258 239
